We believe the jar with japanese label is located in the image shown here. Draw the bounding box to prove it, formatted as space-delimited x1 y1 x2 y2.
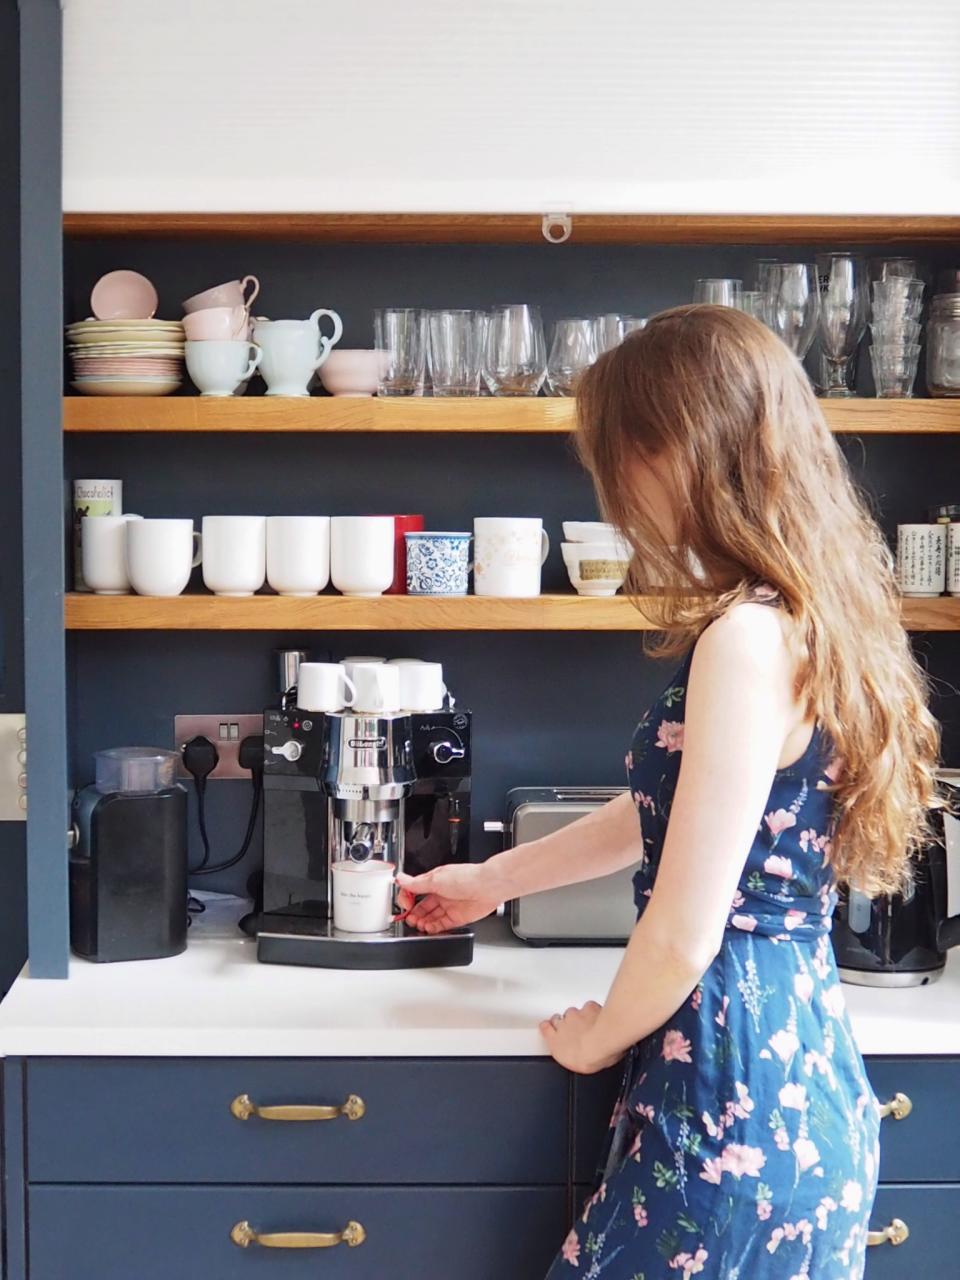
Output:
926 294 960 396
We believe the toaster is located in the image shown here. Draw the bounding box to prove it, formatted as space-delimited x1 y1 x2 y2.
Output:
486 787 639 945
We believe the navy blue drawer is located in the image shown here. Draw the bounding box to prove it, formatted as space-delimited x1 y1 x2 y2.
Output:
865 1185 959 1278
26 1058 568 1185
28 1185 568 1280
572 1066 621 1185
866 1058 960 1183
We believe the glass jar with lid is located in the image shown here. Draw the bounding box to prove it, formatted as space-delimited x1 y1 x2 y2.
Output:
927 293 960 396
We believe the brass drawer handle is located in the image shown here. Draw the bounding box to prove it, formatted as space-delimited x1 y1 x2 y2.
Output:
867 1218 910 1248
231 1220 366 1249
230 1093 365 1122
878 1092 913 1121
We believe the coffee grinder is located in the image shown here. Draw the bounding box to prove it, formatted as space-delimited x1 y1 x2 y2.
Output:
257 652 474 969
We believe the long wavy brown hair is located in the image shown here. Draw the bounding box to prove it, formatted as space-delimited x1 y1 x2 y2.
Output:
576 304 940 895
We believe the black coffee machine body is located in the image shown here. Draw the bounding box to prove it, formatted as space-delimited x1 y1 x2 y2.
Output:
258 700 473 968
832 770 960 986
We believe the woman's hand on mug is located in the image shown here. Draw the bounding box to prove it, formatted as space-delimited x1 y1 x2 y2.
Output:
396 863 503 933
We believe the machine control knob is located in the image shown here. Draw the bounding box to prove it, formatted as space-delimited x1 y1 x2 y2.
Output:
431 740 466 766
270 740 303 762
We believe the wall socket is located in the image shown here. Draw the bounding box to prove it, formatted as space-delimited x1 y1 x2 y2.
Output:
174 714 264 780
0 713 27 821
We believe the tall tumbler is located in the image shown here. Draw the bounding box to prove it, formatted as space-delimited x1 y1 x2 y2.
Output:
428 309 487 396
693 279 743 307
374 307 427 396
546 318 598 396
592 314 624 353
483 304 546 395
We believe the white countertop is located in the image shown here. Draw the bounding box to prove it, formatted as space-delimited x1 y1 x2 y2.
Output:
0 904 957 1058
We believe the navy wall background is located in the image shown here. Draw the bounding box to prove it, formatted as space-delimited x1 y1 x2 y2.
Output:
64 239 960 896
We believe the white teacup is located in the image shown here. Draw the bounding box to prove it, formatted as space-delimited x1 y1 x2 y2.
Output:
81 514 143 594
253 309 344 397
349 662 401 713
201 516 267 597
182 305 250 342
396 660 446 712
473 517 550 597
126 519 202 597
266 516 331 596
296 662 356 713
330 516 395 597
182 275 259 314
185 340 261 397
331 859 397 933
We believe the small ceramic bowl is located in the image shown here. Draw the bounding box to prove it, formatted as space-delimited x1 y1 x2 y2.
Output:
561 541 630 596
319 349 389 397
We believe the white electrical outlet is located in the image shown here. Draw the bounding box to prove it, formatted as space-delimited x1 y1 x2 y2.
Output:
174 714 264 780
0 713 27 821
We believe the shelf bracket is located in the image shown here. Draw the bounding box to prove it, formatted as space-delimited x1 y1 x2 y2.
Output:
542 213 572 245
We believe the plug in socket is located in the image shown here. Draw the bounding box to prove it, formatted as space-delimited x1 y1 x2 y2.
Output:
175 714 264 780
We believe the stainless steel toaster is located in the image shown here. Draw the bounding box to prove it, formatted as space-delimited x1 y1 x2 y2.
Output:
486 787 639 945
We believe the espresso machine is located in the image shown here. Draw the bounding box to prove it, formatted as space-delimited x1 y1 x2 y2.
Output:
256 652 474 969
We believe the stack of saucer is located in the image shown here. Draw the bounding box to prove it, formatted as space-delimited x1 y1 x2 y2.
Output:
66 319 185 396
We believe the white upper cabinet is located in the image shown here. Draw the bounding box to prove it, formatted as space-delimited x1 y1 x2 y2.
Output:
63 0 960 214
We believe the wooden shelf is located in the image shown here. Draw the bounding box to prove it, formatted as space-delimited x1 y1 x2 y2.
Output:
63 212 960 245
62 397 960 435
63 593 960 633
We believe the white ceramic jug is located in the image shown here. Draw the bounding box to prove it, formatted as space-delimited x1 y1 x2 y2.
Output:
253 308 343 396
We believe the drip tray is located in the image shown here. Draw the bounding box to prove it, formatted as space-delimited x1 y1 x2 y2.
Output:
256 916 474 970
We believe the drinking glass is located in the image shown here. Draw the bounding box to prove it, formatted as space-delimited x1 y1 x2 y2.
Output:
482 304 546 395
374 308 426 396
766 263 820 358
734 290 770 324
874 257 920 281
621 316 647 334
592 314 624 353
427 310 486 396
872 278 925 310
546 319 598 396
754 259 780 292
816 253 868 397
693 278 742 307
869 343 921 398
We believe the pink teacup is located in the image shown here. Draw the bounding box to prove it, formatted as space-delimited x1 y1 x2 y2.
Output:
182 275 260 314
183 305 251 342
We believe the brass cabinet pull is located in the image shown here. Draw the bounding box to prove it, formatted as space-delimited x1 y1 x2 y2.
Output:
230 1093 365 1122
867 1218 910 1248
878 1092 913 1121
231 1220 366 1249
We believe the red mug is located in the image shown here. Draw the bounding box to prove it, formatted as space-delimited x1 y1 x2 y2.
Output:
377 515 425 594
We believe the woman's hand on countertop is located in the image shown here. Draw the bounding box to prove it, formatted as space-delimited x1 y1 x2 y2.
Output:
539 1001 624 1074
396 863 506 934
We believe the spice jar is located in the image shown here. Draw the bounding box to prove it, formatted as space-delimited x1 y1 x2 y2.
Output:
927 294 960 396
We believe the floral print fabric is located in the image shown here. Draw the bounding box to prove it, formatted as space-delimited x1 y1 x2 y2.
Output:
547 643 880 1279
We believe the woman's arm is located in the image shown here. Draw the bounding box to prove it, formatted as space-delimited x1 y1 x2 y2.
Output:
541 603 801 1072
397 790 643 932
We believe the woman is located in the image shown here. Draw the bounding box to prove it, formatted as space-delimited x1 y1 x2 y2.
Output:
397 305 940 1278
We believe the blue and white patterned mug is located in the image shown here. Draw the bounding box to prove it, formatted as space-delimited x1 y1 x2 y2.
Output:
405 532 472 595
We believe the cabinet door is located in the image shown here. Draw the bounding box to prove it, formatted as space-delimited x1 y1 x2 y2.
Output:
865 1185 960 1278
29 1185 569 1280
572 1065 622 1185
867 1058 960 1182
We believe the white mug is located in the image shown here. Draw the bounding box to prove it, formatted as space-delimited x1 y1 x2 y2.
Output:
897 524 946 597
253 309 344 397
297 662 356 713
397 661 446 712
266 516 331 596
185 340 261 397
349 662 401 713
947 524 960 597
473 517 550 597
126 519 202 597
330 516 395 597
81 514 142 594
342 656 386 673
331 859 397 933
201 516 267 597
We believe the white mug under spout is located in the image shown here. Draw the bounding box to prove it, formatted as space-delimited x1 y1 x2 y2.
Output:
331 859 398 932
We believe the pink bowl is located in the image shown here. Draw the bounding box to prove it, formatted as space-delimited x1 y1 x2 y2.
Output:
90 270 159 321
319 349 389 397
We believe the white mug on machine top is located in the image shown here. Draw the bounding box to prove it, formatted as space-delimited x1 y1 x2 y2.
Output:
349 661 401 713
896 524 946 598
396 660 446 712
473 517 550 597
201 516 267 597
331 859 398 933
126 518 202 597
81 514 142 594
266 515 331 596
330 516 395 597
296 662 356 713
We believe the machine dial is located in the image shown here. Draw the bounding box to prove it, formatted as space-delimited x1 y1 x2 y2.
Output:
431 740 466 766
270 740 303 762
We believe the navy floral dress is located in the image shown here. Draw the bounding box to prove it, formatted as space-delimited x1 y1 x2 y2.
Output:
547 617 880 1280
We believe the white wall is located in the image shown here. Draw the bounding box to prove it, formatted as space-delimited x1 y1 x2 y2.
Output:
63 0 960 214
